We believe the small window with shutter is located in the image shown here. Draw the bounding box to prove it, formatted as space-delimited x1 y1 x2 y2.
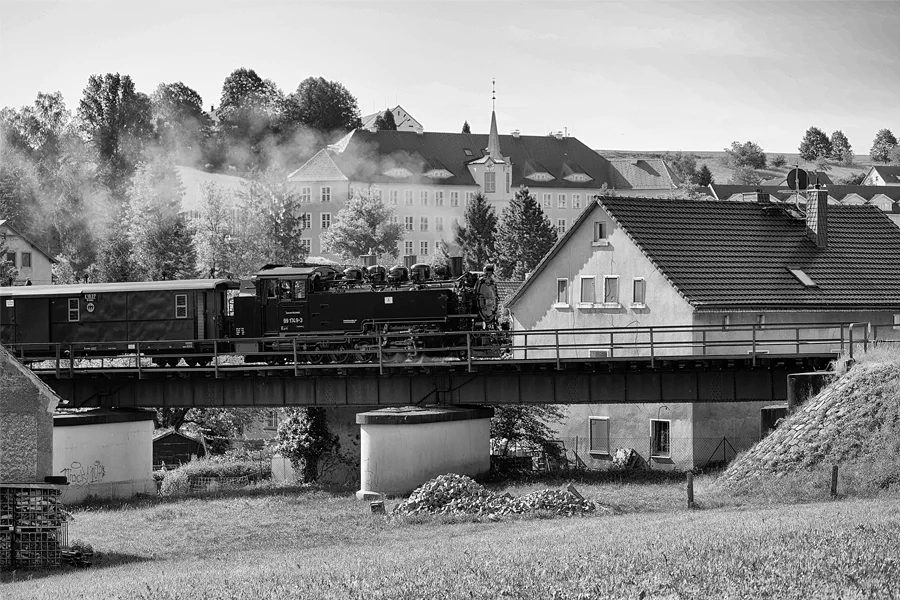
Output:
175 294 188 319
589 417 610 455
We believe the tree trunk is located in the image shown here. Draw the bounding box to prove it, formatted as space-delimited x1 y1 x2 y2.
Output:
302 456 319 483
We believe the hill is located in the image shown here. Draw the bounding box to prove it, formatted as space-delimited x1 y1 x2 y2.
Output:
720 349 900 489
597 149 876 187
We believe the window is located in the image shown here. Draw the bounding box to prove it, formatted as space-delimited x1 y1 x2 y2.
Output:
175 294 188 318
320 186 331 202
485 172 496 193
420 216 428 232
405 190 414 206
757 314 765 329
589 417 610 455
21 252 31 268
558 193 567 208
465 191 475 206
579 276 595 305
405 216 414 231
300 213 311 229
5 252 14 266
722 315 730 330
390 190 399 206
420 190 429 206
435 216 444 232
632 278 646 306
788 268 817 287
300 187 311 203
573 194 582 209
650 420 670 457
451 217 459 229
543 193 552 208
603 276 619 305
348 186 355 199
435 191 444 206
391 216 399 225
300 239 311 254
372 188 382 201
67 298 79 322
320 213 331 229
265 410 279 430
894 314 900 331
592 221 608 246
404 240 414 255
555 278 568 306
420 241 429 255
557 218 567 236
506 171 510 193
450 191 459 207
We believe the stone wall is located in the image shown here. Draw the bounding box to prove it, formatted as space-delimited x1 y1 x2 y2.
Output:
0 345 59 483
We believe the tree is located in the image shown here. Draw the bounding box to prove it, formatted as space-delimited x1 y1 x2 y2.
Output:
0 237 17 285
798 126 832 162
372 109 397 131
664 151 697 184
695 164 714 186
770 154 787 168
490 404 566 457
495 187 557 280
461 121 471 134
273 408 339 483
125 156 197 280
151 82 212 167
837 172 866 185
722 141 766 169
194 182 239 277
891 145 900 165
285 77 360 133
230 167 307 275
870 128 897 163
95 214 137 282
319 188 403 263
829 130 853 165
77 73 154 193
214 67 285 170
730 166 762 185
453 192 497 271
429 238 452 274
154 407 256 453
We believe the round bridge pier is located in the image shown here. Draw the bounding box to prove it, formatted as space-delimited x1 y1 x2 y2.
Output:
356 405 494 499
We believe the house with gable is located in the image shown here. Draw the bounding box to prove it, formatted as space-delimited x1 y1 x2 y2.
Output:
360 105 423 133
862 165 900 187
285 107 681 261
505 191 900 469
0 219 55 285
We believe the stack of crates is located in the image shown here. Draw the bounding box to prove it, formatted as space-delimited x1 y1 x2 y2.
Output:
0 485 66 569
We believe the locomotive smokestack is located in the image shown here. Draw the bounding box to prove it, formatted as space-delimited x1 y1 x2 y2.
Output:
449 256 463 278
361 254 377 267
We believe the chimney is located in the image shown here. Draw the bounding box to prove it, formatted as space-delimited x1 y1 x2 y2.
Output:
553 131 564 140
510 130 520 139
805 190 828 249
742 190 770 204
414 126 424 135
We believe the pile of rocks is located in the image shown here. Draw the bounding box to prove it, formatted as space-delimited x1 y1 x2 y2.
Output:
391 473 597 517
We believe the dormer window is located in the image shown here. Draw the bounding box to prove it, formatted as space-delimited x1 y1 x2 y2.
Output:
564 173 593 183
424 168 453 179
383 167 413 179
526 172 555 182
788 268 817 287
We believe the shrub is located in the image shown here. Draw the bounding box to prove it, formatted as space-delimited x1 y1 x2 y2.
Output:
159 469 190 497
158 458 271 496
771 154 787 168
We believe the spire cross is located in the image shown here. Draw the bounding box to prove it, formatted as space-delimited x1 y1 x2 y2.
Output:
492 79 496 111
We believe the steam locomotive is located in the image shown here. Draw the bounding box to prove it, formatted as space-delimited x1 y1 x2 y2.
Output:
0 259 505 366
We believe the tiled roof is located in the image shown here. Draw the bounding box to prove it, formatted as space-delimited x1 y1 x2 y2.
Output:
599 197 900 310
871 165 900 185
292 130 613 189
607 158 679 190
495 280 523 309
710 184 900 204
287 149 348 182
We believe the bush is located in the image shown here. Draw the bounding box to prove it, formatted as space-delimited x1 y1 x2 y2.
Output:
158 458 271 496
159 469 190 497
771 154 787 168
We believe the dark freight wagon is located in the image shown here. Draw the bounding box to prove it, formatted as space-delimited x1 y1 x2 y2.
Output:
0 279 239 364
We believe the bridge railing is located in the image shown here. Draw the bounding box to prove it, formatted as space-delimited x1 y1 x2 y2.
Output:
8 321 864 377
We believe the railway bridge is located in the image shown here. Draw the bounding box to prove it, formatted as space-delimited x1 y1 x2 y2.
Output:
14 322 875 409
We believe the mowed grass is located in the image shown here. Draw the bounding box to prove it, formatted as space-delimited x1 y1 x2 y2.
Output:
4 477 900 600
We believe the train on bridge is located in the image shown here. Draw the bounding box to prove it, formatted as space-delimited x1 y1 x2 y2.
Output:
0 262 507 366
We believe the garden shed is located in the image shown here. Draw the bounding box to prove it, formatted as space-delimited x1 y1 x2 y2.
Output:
152 430 206 469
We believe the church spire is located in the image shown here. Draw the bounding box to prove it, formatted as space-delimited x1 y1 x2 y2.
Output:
487 79 502 160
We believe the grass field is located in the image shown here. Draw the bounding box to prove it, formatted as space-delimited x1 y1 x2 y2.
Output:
4 475 899 599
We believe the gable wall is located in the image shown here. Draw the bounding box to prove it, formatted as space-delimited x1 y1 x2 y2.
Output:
509 203 694 359
1 225 53 285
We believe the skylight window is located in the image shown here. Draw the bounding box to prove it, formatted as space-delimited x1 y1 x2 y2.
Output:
788 268 817 287
464 149 473 156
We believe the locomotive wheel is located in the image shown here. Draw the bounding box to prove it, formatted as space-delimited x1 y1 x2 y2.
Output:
152 357 167 367
331 344 352 365
197 358 212 367
166 357 180 368
185 358 199 368
307 347 324 365
354 342 376 363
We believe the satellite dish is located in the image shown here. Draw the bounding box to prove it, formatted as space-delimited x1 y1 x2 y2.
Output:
787 168 809 191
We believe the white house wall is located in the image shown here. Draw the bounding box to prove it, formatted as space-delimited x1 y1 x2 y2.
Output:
510 203 695 359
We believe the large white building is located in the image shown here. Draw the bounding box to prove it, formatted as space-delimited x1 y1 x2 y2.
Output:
285 109 680 261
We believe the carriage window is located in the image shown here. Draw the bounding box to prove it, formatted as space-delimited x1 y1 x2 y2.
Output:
68 298 80 322
279 281 292 301
175 294 188 318
293 280 307 300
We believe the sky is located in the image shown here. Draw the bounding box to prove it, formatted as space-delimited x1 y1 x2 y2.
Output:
1 0 898 153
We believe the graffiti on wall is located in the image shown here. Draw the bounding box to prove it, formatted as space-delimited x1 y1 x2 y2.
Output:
61 460 106 486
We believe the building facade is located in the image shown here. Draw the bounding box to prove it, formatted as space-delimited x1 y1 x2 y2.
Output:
0 220 55 285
